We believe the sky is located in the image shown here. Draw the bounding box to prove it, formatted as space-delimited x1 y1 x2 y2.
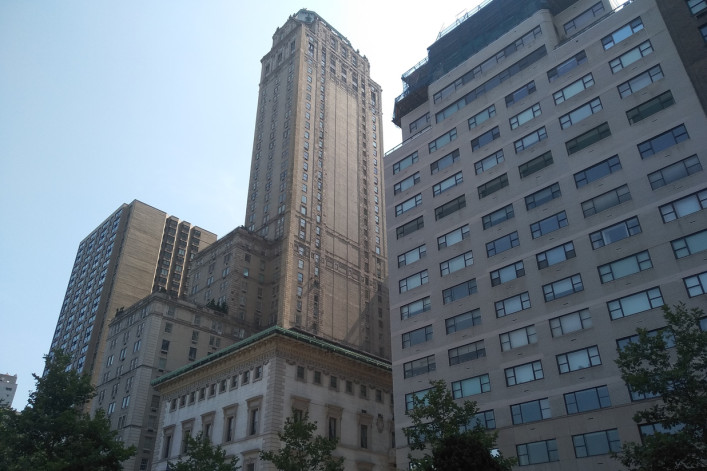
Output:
0 0 482 409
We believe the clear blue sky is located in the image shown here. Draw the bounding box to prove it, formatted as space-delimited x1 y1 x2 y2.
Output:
0 0 479 409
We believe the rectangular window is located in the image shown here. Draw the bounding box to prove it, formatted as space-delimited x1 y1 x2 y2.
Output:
506 360 544 386
471 126 501 151
560 97 602 129
519 151 553 178
574 155 621 187
478 174 508 198
430 149 460 174
618 65 664 98
517 439 559 466
603 17 645 49
537 241 576 269
547 50 587 82
443 279 478 304
500 325 537 351
688 0 707 14
440 250 474 276
468 104 496 129
565 385 611 414
398 245 426 268
393 151 418 175
400 297 431 320
684 271 707 297
469 410 496 430
550 308 592 337
452 374 491 399
486 231 520 257
566 122 611 155
627 90 675 124
495 291 531 317
530 211 568 239
394 172 421 195
474 150 504 175
409 113 430 133
491 261 525 286
525 183 561 210
638 124 689 159
405 388 431 412
446 309 481 334
557 345 601 373
610 40 653 73
438 224 470 249
396 216 424 239
506 81 536 107
402 325 433 348
448 340 486 365
435 195 466 220
671 229 707 259
482 204 514 229
543 274 583 301
395 194 422 216
581 185 631 217
510 103 541 129
598 250 652 283
360 425 368 449
511 398 550 424
573 429 620 457
659 189 707 222
514 127 547 153
564 2 604 34
433 171 463 196
590 216 642 249
648 155 702 190
608 287 664 319
553 73 594 104
403 355 436 378
429 128 457 153
399 270 429 293
617 328 675 351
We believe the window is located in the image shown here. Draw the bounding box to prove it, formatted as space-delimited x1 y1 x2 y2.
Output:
437 224 470 249
649 155 702 190
553 73 594 104
511 398 550 424
599 250 652 283
627 90 675 124
396 216 424 239
443 279 477 304
471 126 500 151
495 292 531 317
474 150 504 174
510 103 541 129
249 407 259 435
399 270 428 293
500 325 537 351
610 41 653 73
638 124 689 159
394 172 421 194
565 385 611 414
688 0 707 14
608 287 664 320
506 81 536 107
566 122 611 155
452 374 490 398
574 155 621 188
618 65 664 98
550 309 592 336
405 388 431 411
403 355 436 378
517 439 559 466
430 149 460 174
590 216 642 249
525 183 561 210
659 189 707 222
188 347 197 361
398 245 426 267
448 340 486 365
531 211 568 239
671 229 707 259
617 328 675 351
543 274 583 301
573 429 620 457
684 271 707 297
514 127 547 152
435 195 466 220
402 325 433 348
446 309 481 334
581 185 631 217
604 17 645 50
519 151 553 178
557 345 601 373
505 360 544 386
433 171 463 196
482 204 514 230
547 50 587 82
360 424 368 449
491 261 524 286
478 174 508 198
395 193 422 216
469 410 496 430
701 23 707 42
560 97 602 129
440 251 474 276
429 128 457 153
564 2 604 34
161 340 170 353
537 241 576 269
409 113 430 133
468 104 496 129
393 151 418 174
487 231 519 257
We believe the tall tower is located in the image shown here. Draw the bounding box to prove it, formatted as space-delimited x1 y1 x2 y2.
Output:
244 10 390 358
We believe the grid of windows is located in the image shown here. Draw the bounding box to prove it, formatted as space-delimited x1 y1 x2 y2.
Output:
403 355 436 379
573 429 620 457
446 309 481 334
517 439 559 466
472 126 501 151
618 65 664 98
430 149 460 174
433 171 463 196
496 292 531 317
448 340 486 365
590 216 641 249
452 374 490 399
543 274 583 301
429 128 457 153
638 124 689 159
440 250 474 276
550 308 592 337
511 398 550 424
547 50 587 82
500 325 537 351
525 183 561 210
602 17 644 49
402 325 433 348
598 250 652 283
574 155 621 188
659 189 707 222
557 345 601 373
553 73 594 104
487 231 519 257
537 241 576 269
399 270 429 293
648 155 702 190
478 174 508 198
684 271 707 297
398 245 426 267
438 224 470 249
400 297 431 320
610 40 653 73
514 127 547 153
394 172 421 195
531 211 568 239
393 152 418 174
475 150 504 174
506 360 544 386
519 151 553 178
627 90 675 124
510 103 541 129
482 204 514 229
581 185 631 217
671 229 707 259
565 385 611 414
443 279 478 304
560 97 602 129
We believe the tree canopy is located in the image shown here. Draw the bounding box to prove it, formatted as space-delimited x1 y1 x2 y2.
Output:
169 432 239 471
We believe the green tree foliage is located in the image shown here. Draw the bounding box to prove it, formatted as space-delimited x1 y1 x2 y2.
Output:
169 432 239 471
614 304 707 470
260 410 344 471
0 350 135 471
403 380 514 470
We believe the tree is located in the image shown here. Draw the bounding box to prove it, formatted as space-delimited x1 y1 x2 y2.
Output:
404 380 514 471
614 303 707 470
0 350 135 471
260 410 344 471
169 432 239 471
